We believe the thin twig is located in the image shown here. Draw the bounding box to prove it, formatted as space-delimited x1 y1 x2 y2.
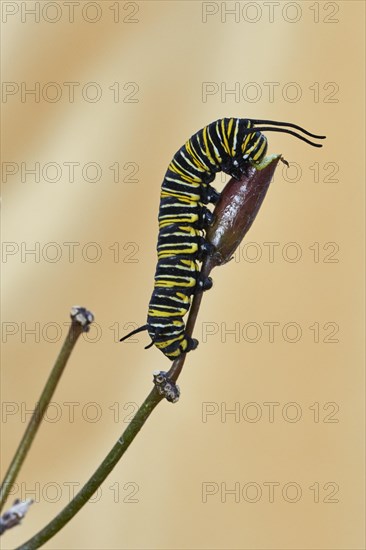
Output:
0 307 94 512
14 386 163 550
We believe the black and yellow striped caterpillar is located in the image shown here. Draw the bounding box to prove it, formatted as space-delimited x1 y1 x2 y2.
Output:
120 117 325 359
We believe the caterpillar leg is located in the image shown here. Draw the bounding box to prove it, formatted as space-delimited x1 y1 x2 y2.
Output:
208 186 220 204
182 336 199 352
221 159 242 179
198 238 215 261
201 185 220 205
197 275 213 291
199 206 214 228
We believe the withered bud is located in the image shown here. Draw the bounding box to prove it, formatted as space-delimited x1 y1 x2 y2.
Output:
153 371 180 403
70 306 94 332
206 154 282 266
0 499 33 535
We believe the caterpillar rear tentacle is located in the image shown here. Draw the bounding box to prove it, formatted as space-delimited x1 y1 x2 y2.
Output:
120 117 325 359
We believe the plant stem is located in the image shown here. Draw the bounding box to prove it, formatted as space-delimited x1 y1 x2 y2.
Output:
0 307 93 512
15 386 163 550
168 257 215 381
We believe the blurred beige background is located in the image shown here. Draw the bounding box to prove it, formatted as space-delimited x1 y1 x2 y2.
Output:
1 1 365 549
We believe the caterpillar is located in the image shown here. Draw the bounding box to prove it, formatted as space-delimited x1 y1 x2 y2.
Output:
120 117 325 359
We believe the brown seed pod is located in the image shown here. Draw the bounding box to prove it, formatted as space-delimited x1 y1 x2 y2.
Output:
206 154 282 267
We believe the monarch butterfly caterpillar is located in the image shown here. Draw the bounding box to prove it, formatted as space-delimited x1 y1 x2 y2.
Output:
120 117 325 359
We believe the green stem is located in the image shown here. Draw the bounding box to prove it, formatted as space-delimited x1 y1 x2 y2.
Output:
15 387 163 550
0 308 92 512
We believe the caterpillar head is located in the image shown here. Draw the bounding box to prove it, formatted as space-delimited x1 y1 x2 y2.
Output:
233 119 325 176
242 131 268 166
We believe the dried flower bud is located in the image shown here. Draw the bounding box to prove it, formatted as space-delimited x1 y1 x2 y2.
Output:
153 371 180 403
70 306 94 332
0 499 33 535
206 154 282 266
